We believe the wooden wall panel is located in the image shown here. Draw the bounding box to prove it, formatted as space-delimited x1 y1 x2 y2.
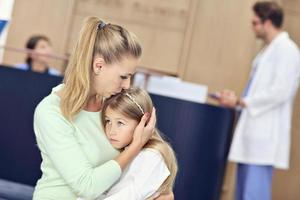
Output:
283 8 300 47
273 94 300 200
3 0 75 72
182 0 258 94
282 0 300 12
66 0 192 74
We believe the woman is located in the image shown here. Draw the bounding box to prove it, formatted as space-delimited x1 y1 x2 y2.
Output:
15 35 61 76
33 17 173 200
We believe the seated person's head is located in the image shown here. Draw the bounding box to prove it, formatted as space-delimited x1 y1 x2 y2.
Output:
26 35 52 67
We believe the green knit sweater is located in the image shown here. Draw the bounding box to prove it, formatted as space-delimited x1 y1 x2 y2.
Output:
33 86 121 200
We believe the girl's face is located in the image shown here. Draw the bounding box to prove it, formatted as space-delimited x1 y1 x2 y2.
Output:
92 55 138 98
104 106 138 149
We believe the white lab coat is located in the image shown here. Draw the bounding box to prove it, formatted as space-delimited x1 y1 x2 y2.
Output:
229 32 300 169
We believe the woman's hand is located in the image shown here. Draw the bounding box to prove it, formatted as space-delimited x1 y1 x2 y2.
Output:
115 107 156 170
155 191 174 200
131 107 156 149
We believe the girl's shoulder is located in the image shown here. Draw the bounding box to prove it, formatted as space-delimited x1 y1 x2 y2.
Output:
131 148 163 165
141 148 161 156
123 148 170 188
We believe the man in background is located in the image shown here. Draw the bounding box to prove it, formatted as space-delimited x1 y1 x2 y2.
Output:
217 1 300 199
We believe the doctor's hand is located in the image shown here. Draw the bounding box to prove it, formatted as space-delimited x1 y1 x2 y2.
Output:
217 89 238 108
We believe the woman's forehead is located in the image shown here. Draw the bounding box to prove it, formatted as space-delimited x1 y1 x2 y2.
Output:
118 56 138 72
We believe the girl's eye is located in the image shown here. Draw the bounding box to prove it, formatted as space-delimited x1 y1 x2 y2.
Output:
105 119 111 124
117 121 125 126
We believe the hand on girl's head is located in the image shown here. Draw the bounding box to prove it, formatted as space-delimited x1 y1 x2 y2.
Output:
131 107 156 148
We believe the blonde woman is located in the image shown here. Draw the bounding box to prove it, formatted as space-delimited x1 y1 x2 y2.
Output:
33 17 173 200
78 88 178 200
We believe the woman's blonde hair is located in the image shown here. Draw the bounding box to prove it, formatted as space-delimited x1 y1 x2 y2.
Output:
101 88 178 195
61 17 142 120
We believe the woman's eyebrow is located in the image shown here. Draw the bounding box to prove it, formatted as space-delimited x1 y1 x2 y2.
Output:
121 73 132 78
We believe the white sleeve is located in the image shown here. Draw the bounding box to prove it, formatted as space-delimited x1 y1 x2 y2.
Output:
103 149 170 200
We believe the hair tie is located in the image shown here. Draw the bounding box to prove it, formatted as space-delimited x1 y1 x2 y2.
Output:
98 22 107 30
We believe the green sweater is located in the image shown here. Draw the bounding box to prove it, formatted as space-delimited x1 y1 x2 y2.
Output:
33 86 121 200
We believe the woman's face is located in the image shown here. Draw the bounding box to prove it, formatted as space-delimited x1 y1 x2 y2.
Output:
104 107 138 149
31 39 52 64
92 55 138 98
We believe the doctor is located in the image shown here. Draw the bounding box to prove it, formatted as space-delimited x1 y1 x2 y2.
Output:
217 1 300 200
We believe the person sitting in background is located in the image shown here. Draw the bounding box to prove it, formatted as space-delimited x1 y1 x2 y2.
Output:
15 35 61 76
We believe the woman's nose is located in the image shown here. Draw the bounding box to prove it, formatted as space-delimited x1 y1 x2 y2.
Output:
122 79 131 90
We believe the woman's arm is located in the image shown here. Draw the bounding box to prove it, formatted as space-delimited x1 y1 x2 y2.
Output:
154 192 174 200
35 109 120 199
34 106 156 199
102 149 170 200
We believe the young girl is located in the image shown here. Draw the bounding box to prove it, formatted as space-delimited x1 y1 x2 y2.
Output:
79 87 178 200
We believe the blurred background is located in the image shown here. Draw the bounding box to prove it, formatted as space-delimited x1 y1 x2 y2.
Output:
0 0 300 199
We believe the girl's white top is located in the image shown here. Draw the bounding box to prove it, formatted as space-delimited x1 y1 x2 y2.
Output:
78 148 170 200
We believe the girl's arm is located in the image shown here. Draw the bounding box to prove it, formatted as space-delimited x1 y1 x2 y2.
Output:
102 149 170 200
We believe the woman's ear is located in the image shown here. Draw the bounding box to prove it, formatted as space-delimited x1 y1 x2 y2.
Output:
92 57 105 75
